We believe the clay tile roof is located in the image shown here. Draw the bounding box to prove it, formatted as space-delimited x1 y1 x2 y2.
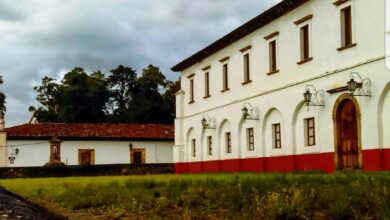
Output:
171 0 310 72
5 123 174 141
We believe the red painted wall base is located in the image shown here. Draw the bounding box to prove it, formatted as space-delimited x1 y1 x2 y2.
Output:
175 149 390 174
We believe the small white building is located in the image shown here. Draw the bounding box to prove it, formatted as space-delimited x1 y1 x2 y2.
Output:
172 0 390 173
0 122 174 167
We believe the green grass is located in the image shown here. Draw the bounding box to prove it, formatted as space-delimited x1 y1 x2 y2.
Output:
2 172 390 219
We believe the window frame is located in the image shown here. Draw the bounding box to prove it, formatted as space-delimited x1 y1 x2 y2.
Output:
272 123 282 149
204 71 210 98
338 4 356 51
191 139 196 157
221 63 229 92
304 117 316 147
242 53 252 84
225 132 232 154
189 78 195 104
207 136 213 156
247 128 255 151
269 40 277 73
300 24 310 61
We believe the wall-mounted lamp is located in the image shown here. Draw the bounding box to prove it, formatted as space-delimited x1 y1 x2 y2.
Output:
129 143 133 150
303 85 325 110
8 147 20 164
201 115 216 129
241 103 259 120
347 72 371 97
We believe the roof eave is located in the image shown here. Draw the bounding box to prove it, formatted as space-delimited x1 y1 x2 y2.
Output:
171 0 310 72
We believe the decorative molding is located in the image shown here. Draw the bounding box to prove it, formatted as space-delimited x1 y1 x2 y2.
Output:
266 69 280 75
297 57 313 65
186 73 195 79
239 45 252 53
326 83 362 94
264 31 279 40
201 65 211 71
221 88 230 93
242 80 252 85
294 14 313 25
333 0 350 6
219 56 230 63
337 43 357 51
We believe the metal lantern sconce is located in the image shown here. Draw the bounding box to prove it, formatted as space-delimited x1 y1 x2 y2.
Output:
241 103 259 120
303 85 325 110
347 72 371 97
201 115 216 130
8 146 20 164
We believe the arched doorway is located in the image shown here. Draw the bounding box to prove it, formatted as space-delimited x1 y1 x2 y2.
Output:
333 95 361 170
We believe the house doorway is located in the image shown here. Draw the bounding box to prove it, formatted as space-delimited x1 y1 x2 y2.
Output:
78 149 95 165
131 149 145 165
334 96 361 170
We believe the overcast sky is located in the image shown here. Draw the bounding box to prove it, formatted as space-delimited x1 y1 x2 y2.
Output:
0 0 280 127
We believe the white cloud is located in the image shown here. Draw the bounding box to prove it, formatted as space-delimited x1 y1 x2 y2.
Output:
0 0 280 126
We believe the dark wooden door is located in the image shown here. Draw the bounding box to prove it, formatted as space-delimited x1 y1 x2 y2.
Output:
336 100 359 170
78 149 95 165
131 149 145 165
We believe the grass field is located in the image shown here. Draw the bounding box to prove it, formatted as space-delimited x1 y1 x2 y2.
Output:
1 172 390 219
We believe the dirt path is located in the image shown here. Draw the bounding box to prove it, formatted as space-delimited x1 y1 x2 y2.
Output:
0 188 59 220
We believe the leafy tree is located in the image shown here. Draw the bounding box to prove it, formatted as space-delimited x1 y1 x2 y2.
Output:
58 68 110 123
128 65 167 123
0 76 6 116
161 79 180 124
29 76 60 122
106 65 137 123
30 65 178 124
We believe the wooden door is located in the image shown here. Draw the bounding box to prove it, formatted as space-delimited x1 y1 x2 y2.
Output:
78 149 95 165
336 100 359 170
131 149 145 165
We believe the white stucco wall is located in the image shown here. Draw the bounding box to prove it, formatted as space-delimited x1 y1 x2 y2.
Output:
174 0 390 164
5 140 173 167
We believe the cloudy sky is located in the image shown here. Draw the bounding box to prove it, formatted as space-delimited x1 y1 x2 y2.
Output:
0 0 280 127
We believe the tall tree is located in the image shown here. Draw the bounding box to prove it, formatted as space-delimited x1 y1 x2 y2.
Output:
29 76 60 122
0 76 6 116
161 79 180 124
106 65 137 123
58 67 110 123
129 65 166 123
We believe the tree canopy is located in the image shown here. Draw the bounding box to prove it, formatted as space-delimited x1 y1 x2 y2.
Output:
30 65 179 124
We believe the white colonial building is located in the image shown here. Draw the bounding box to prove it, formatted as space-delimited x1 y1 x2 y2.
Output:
0 122 174 167
172 0 390 173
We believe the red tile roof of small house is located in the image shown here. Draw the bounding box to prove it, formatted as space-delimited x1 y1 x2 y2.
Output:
5 123 174 141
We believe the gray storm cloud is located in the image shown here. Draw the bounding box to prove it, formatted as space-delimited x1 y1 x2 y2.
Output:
0 0 280 126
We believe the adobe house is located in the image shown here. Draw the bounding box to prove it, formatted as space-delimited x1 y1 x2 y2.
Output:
0 120 174 167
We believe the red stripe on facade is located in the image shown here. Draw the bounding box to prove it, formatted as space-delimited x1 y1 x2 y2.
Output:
176 150 390 174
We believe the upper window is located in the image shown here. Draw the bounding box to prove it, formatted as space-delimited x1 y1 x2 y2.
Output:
247 128 254 151
204 72 210 98
339 6 355 50
189 78 194 104
269 40 278 73
225 132 232 154
300 25 310 61
304 118 316 146
222 63 229 91
272 123 282 149
207 136 213 155
243 53 251 84
191 139 196 157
